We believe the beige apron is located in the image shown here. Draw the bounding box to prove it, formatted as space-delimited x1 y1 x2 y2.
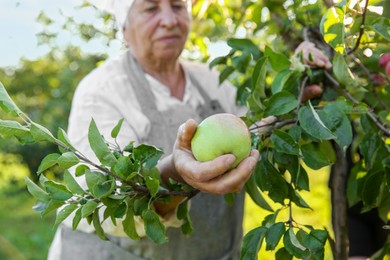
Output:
59 51 245 260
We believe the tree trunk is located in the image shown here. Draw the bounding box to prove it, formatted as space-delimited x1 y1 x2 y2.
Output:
330 145 349 260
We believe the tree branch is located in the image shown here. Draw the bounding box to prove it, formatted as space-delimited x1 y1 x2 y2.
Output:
324 71 390 137
52 139 199 198
347 0 369 55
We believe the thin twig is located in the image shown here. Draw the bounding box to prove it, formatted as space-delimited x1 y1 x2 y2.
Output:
347 0 369 54
296 76 309 115
324 71 390 137
52 139 198 197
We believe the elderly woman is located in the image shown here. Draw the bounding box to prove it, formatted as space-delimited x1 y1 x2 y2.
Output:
48 0 259 259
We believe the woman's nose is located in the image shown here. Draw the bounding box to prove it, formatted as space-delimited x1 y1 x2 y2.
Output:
159 6 179 27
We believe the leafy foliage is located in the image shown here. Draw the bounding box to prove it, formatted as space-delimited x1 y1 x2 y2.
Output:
0 0 389 259
0 81 195 244
206 1 389 259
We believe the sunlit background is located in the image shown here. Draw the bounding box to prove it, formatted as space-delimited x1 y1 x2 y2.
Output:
0 0 364 259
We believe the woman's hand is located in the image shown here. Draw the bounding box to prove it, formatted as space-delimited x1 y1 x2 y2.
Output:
295 41 332 69
169 119 259 194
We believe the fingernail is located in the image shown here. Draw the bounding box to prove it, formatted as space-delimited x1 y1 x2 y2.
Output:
179 124 185 135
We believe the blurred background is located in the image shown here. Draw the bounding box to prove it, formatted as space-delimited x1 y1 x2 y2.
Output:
0 1 335 259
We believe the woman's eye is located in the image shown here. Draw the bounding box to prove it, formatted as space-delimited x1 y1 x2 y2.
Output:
144 6 158 12
171 1 186 10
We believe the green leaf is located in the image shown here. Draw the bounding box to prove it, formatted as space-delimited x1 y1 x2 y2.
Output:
361 171 384 209
347 163 362 207
298 102 335 140
245 174 273 212
113 156 133 179
0 120 30 138
275 247 293 260
86 170 115 199
301 143 332 170
113 202 127 219
111 118 124 139
93 208 108 240
44 181 73 201
265 222 285 251
30 122 56 142
54 204 78 229
232 51 251 73
145 176 159 198
318 104 348 135
251 57 268 99
271 130 300 156
57 128 76 153
37 153 60 174
32 201 48 214
72 207 83 230
219 66 235 84
359 133 383 170
257 159 289 204
81 200 98 218
227 38 261 60
177 200 193 235
122 200 140 240
142 209 168 244
133 144 163 170
289 188 312 209
284 228 308 258
332 53 358 88
101 198 122 221
299 229 328 260
64 170 85 195
0 82 23 116
261 210 281 228
75 164 89 177
88 119 117 167
42 200 64 217
320 6 345 53
368 17 390 40
209 56 228 69
271 69 292 94
24 176 50 202
224 192 236 207
240 227 267 260
264 91 299 116
133 197 149 216
265 46 290 72
274 152 309 191
57 152 80 169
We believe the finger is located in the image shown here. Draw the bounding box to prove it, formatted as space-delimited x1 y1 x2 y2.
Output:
178 153 237 184
176 119 198 150
196 150 259 194
304 48 331 68
302 84 323 102
295 41 314 54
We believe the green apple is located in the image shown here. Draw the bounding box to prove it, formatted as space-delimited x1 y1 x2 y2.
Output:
191 113 251 169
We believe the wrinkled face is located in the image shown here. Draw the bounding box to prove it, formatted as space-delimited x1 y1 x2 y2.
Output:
124 0 191 62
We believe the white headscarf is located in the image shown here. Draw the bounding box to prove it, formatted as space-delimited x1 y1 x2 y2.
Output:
86 0 135 30
87 0 192 31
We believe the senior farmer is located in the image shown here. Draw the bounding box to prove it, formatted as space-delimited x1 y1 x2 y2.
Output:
48 0 259 259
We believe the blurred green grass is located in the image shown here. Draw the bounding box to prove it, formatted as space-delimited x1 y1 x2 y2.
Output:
0 189 56 260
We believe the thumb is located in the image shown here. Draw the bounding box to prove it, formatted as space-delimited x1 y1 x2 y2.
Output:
176 119 198 150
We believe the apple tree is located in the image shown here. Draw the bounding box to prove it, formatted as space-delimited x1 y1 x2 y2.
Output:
0 0 389 259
